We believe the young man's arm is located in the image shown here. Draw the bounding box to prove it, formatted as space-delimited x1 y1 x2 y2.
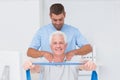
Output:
27 48 53 62
66 44 92 60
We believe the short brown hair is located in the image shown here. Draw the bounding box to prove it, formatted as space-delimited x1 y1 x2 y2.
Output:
50 3 65 15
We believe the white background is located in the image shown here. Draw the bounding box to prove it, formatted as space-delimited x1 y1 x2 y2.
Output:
0 0 40 80
43 0 120 80
0 0 120 80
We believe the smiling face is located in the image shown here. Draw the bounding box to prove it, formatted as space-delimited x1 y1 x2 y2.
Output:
49 3 66 30
50 33 67 56
50 13 65 30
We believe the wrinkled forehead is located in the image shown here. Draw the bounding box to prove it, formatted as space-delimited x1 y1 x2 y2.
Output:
49 31 67 44
52 34 65 42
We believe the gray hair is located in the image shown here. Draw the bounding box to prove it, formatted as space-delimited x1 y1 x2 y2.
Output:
49 31 67 44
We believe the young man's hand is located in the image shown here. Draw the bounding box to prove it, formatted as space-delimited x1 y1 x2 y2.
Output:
65 50 76 60
42 51 53 62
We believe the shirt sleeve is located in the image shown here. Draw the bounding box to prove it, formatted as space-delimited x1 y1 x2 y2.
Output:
29 29 41 50
75 29 89 47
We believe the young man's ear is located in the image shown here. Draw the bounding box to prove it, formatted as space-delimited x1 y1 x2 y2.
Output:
63 12 66 17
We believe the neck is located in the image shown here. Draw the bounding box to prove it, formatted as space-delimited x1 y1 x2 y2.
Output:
53 54 65 62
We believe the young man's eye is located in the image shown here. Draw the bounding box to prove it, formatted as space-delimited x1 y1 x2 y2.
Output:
53 19 57 21
59 19 62 21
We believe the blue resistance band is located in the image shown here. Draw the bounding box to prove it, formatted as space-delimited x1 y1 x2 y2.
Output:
26 62 98 80
33 62 84 65
26 69 31 80
91 70 98 80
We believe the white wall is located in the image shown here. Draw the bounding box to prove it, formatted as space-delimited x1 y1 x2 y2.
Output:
0 0 40 54
43 0 120 80
0 0 40 80
0 51 22 80
0 0 120 80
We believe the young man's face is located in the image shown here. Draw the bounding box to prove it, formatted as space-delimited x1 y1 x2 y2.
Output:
50 13 65 30
50 35 67 55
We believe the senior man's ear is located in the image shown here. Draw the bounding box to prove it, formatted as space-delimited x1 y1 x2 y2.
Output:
50 44 52 49
65 43 67 48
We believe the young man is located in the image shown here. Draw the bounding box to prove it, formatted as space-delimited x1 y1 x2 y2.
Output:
24 31 96 80
27 3 92 61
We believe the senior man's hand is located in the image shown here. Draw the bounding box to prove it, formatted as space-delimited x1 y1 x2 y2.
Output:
23 60 35 70
80 60 96 71
23 60 40 73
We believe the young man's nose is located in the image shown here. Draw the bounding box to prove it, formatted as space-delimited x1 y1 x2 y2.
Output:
56 20 61 24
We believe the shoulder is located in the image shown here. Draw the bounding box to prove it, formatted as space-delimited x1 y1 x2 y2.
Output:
38 24 51 31
69 55 82 63
64 24 79 31
39 57 49 62
63 24 81 35
35 24 51 34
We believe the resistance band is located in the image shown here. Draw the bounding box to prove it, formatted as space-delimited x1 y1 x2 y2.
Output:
26 62 98 80
33 62 84 65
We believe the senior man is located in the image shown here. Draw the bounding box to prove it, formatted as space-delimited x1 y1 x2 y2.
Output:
24 31 96 80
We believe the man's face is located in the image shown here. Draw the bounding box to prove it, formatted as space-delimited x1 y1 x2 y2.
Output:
50 13 65 30
50 35 67 55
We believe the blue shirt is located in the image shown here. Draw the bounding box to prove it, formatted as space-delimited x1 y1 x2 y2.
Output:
29 23 89 53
